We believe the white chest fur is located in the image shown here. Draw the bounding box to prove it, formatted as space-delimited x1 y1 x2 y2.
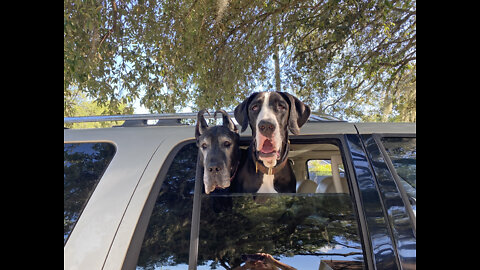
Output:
257 174 278 193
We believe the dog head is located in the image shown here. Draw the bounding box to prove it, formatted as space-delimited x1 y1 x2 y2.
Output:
196 109 240 194
234 92 310 168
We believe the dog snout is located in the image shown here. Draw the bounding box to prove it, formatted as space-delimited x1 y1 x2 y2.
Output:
208 165 222 173
258 119 276 137
207 162 223 174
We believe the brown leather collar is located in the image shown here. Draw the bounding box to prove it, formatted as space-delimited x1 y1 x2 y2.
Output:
252 139 290 175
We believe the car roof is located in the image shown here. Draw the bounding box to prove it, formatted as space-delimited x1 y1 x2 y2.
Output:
64 113 415 142
64 121 415 143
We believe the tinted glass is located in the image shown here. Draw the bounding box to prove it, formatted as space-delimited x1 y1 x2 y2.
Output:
197 193 363 270
136 143 197 269
64 142 116 244
381 137 416 215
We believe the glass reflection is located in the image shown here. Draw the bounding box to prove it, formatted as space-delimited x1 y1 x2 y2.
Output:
197 194 364 270
136 143 197 270
64 142 116 244
381 137 416 215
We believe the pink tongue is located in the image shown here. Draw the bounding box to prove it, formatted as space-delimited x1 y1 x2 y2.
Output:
261 140 274 153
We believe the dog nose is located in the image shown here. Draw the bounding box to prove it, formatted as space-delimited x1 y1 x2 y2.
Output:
258 120 275 137
208 165 222 173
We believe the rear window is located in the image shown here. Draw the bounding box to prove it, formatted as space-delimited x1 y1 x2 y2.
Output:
136 140 365 269
381 137 416 215
64 142 116 244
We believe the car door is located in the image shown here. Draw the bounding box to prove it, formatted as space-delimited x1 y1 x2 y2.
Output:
354 123 416 270
64 127 174 270
120 123 376 270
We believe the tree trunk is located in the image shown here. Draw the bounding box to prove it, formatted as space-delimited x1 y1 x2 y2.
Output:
273 15 281 92
382 89 393 121
274 43 281 92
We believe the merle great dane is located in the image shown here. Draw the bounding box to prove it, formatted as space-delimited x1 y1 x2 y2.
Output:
233 91 311 193
195 109 240 194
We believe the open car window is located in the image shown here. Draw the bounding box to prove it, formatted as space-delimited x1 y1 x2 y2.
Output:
136 140 365 270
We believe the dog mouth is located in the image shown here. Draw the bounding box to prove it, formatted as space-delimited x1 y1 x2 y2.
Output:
204 168 231 194
205 180 230 194
257 138 280 160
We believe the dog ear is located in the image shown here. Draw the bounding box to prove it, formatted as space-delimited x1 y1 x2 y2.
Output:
214 109 238 133
234 92 258 133
195 109 210 141
279 92 311 135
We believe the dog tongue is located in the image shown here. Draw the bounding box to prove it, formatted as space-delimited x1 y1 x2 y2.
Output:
261 140 274 153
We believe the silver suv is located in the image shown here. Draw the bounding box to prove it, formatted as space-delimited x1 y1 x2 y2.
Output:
64 114 416 270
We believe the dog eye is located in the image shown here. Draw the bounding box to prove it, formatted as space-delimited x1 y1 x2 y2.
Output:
278 104 287 110
224 141 231 147
201 143 208 149
251 105 259 111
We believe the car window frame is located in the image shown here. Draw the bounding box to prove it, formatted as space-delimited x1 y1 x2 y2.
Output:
345 133 401 270
124 134 375 270
359 133 416 270
121 139 196 270
373 134 416 233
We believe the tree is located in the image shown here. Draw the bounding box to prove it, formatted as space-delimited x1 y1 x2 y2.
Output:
64 0 416 122
64 91 133 128
280 0 416 121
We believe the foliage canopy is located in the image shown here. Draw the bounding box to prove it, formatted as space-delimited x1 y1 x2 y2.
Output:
64 0 416 122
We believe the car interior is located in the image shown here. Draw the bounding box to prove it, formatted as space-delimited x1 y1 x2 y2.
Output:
238 142 349 194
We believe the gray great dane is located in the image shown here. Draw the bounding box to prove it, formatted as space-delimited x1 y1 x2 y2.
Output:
195 109 240 194
233 91 311 193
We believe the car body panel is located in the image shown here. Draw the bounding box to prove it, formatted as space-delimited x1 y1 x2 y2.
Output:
102 137 195 270
65 127 177 270
64 121 416 270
